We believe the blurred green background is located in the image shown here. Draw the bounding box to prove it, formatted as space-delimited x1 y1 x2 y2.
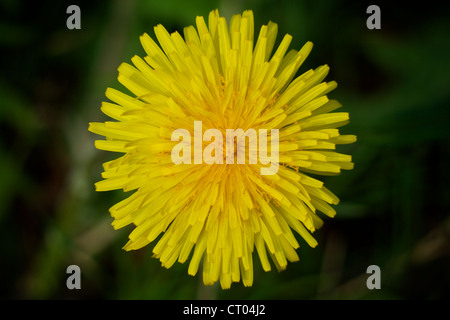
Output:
1 0 449 299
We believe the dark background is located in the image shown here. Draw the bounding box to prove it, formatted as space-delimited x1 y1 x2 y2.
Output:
0 0 449 299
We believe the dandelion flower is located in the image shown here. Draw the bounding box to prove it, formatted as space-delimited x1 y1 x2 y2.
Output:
89 9 356 289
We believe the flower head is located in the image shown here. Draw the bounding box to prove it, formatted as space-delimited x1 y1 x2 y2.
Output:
89 9 356 289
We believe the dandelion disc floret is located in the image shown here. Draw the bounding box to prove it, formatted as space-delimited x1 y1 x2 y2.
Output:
89 9 356 289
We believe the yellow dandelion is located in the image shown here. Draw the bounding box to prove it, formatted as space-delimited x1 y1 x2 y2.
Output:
89 9 356 289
